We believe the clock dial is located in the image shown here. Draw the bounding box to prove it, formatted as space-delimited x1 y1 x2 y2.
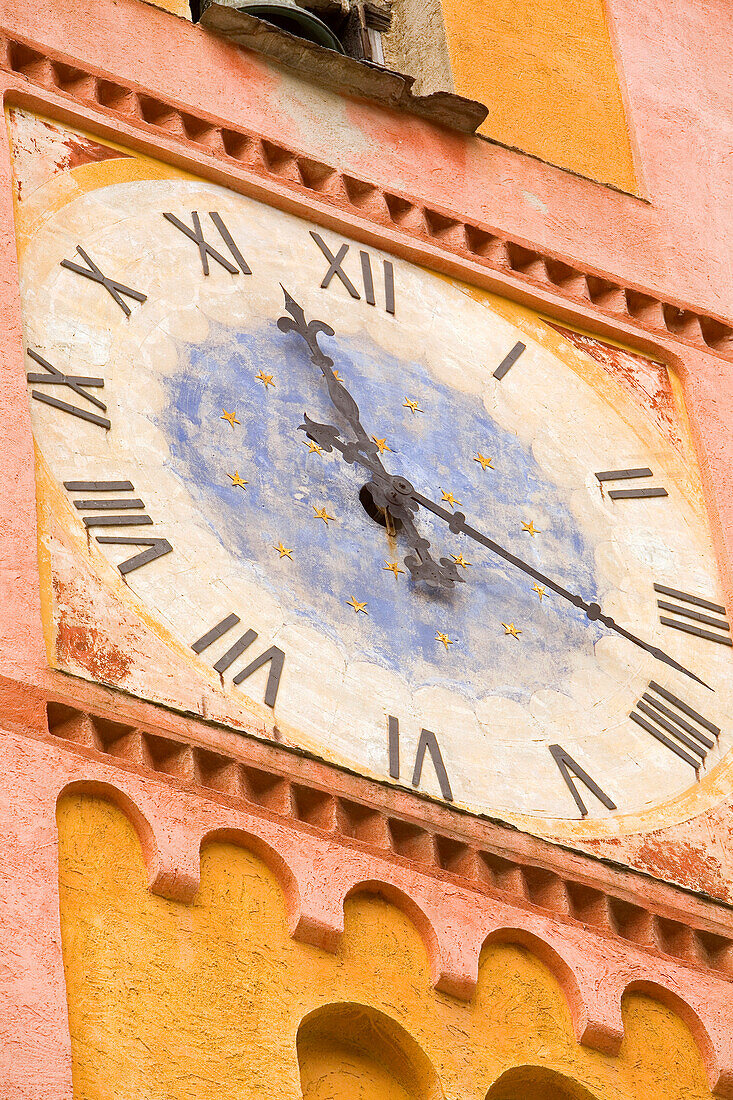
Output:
15 145 733 830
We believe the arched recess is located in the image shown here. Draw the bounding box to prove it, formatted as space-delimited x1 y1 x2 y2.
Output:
481 928 588 1043
485 1065 600 1100
622 979 721 1095
343 879 442 986
297 1002 445 1100
57 780 162 890
199 826 301 933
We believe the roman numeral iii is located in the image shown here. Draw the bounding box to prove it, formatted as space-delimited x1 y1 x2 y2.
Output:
192 613 285 709
629 681 720 775
63 480 172 574
654 583 732 646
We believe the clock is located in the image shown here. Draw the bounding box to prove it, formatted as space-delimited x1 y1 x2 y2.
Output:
14 111 733 833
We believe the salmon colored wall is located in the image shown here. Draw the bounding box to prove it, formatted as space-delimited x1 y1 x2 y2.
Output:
441 0 638 192
58 793 717 1100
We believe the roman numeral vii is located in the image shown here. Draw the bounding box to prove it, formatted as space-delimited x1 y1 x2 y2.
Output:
192 613 285 709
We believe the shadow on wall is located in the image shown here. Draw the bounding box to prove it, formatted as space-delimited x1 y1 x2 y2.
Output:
486 1065 599 1100
297 1002 445 1099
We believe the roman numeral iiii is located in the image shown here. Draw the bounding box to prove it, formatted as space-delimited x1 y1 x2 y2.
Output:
630 680 719 775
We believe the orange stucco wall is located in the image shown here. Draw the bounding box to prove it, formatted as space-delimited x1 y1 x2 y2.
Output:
58 794 716 1100
441 0 638 192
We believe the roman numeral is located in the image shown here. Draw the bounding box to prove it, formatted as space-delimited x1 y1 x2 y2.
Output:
63 480 172 574
26 349 110 430
60 246 147 316
548 744 617 818
387 715 453 801
162 211 252 275
310 231 395 314
493 341 526 380
192 613 284 709
654 583 732 647
595 467 668 500
630 680 720 775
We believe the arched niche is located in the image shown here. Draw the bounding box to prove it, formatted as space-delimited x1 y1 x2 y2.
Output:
297 1002 444 1100
486 1065 600 1100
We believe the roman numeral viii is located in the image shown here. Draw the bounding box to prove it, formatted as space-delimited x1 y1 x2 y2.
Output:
654 583 732 647
630 681 720 775
64 480 172 574
192 613 285 709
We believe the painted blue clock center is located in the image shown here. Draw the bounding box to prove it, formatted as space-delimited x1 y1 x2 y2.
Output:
160 321 603 703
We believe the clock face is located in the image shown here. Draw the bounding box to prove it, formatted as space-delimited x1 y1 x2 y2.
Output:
14 118 733 830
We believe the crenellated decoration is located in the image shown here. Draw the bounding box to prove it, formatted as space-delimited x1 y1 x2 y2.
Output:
1 33 732 360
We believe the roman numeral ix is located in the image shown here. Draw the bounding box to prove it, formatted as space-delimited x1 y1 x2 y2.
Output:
388 715 453 801
162 211 252 276
595 467 668 500
654 583 732 647
630 680 720 775
27 349 110 430
310 231 395 314
60 246 147 316
192 613 285 709
64 480 172 574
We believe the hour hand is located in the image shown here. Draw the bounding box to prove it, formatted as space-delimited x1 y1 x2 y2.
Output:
299 414 378 468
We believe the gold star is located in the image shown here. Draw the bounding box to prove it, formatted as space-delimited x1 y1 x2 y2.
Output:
274 542 293 559
347 596 368 614
333 370 344 383
372 436 392 454
313 505 335 525
403 398 423 414
220 409 240 427
441 489 462 509
451 553 470 568
502 622 522 639
522 520 540 537
473 452 494 471
304 439 323 455
533 583 547 601
226 470 248 489
256 370 275 388
384 561 405 579
436 631 454 650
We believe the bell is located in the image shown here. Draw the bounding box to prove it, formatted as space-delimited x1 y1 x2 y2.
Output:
237 0 345 52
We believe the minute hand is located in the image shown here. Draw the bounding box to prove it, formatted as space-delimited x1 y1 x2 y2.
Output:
412 490 710 690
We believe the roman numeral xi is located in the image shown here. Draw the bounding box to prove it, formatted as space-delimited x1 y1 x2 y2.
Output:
192 613 285 709
64 480 172 575
162 211 252 276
